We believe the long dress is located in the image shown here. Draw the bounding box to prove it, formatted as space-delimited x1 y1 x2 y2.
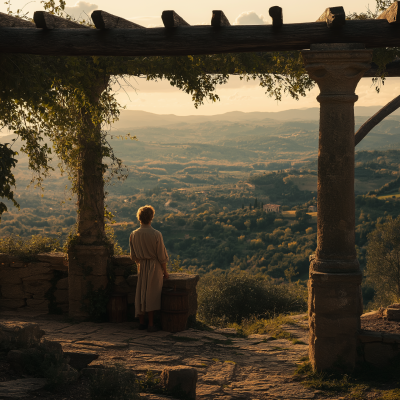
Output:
129 225 169 317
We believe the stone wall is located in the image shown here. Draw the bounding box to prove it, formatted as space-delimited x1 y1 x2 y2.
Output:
0 253 199 320
0 253 68 312
358 330 400 367
114 273 200 321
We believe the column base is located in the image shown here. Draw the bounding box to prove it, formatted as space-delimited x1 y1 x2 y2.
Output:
308 260 363 371
68 245 111 318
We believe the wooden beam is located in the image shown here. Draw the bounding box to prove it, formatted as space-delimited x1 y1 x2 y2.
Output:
2 19 400 56
269 6 283 29
91 10 144 29
162 11 190 28
33 11 90 29
377 1 400 24
211 10 230 27
317 7 345 28
0 12 35 27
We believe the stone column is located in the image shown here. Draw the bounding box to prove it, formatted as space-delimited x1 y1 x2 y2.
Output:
302 44 372 371
68 76 112 319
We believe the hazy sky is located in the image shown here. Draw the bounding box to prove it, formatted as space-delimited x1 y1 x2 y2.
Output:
5 0 399 115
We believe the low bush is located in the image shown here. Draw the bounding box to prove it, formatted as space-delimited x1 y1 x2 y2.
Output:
89 363 139 400
20 343 77 391
0 234 61 260
197 271 307 325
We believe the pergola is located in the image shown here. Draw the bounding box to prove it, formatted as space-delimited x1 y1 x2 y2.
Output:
2 2 400 372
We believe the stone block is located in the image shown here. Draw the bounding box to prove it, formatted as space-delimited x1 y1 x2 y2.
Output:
126 274 138 288
17 264 52 279
68 275 108 302
310 334 359 372
68 299 86 318
112 255 134 266
163 273 200 290
0 284 25 299
127 273 199 317
54 289 69 304
23 278 52 297
9 262 27 268
160 366 197 400
311 314 360 338
58 303 69 313
127 292 135 304
113 280 131 295
37 253 68 270
0 378 47 398
383 333 400 344
0 298 25 309
56 277 69 290
68 245 109 276
358 330 383 343
385 307 400 321
114 276 125 285
364 342 399 367
0 267 23 284
0 253 9 264
26 299 49 310
40 339 63 355
311 285 362 315
7 349 26 374
0 321 44 349
64 351 99 370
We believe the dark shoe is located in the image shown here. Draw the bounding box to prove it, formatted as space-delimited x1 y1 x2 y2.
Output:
138 323 148 330
147 325 159 333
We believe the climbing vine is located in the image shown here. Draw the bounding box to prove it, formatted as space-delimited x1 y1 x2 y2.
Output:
0 0 398 220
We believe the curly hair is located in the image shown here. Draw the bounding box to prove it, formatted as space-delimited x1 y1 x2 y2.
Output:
136 205 155 225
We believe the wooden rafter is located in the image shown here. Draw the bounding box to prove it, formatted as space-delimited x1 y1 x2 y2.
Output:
162 11 190 28
211 11 230 27
0 12 35 27
377 1 400 23
91 10 144 29
269 7 283 29
33 11 89 29
317 7 345 28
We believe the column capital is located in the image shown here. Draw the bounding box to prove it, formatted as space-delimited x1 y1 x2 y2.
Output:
302 44 372 96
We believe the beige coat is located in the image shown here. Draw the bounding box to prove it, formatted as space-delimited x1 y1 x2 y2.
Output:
129 225 169 316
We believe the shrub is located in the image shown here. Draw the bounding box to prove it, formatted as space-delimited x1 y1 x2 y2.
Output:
0 234 61 260
365 215 400 306
20 343 78 392
89 363 139 400
197 272 307 325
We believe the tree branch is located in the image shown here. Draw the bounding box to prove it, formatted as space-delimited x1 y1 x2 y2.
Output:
355 94 400 146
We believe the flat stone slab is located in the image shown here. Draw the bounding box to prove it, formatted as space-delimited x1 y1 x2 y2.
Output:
0 312 316 400
0 378 47 398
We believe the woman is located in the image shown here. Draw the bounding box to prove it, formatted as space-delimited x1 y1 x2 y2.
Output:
129 205 169 332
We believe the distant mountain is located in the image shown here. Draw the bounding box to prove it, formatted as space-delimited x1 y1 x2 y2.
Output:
111 106 400 129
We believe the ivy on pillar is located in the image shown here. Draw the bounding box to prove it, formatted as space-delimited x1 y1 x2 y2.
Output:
302 43 372 371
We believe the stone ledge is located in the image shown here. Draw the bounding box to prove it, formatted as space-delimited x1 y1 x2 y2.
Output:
358 330 383 343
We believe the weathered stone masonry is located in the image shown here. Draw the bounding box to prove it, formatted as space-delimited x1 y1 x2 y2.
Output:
0 253 199 322
302 43 373 371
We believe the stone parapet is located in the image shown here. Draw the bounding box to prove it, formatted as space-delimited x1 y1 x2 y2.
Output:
358 329 400 367
0 253 68 313
117 273 200 319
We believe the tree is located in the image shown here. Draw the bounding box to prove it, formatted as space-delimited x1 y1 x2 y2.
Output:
365 215 400 305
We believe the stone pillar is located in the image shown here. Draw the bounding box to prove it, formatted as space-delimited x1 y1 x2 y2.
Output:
68 245 110 318
68 76 112 319
302 44 372 371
